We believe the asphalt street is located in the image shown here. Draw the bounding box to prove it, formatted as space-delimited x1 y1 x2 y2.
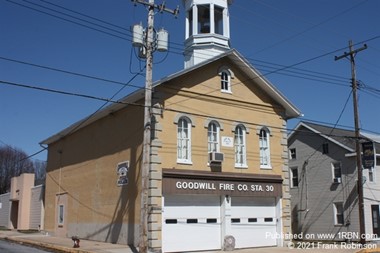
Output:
0 239 55 253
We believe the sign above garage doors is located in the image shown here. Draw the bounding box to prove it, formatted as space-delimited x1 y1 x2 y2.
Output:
163 177 282 197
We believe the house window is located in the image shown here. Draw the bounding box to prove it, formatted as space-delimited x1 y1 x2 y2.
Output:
259 128 271 168
369 167 375 182
234 125 247 167
333 202 344 225
208 121 220 152
322 143 329 154
332 162 342 183
58 204 64 225
290 167 299 188
289 148 296 160
177 117 192 163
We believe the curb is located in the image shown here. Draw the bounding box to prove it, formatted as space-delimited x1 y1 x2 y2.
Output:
2 236 93 253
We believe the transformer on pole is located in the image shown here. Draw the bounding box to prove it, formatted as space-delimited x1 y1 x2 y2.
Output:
131 1 178 252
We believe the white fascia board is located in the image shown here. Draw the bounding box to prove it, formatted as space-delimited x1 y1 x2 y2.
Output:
296 122 355 153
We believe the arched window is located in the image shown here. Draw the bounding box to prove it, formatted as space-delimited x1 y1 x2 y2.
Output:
221 70 231 92
259 128 271 168
234 125 247 167
177 117 192 163
218 66 234 93
208 121 220 153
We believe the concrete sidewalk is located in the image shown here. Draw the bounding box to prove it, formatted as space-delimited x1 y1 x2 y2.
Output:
0 229 377 253
0 230 134 253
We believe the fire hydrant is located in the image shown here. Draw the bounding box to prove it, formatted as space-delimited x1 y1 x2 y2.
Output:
72 236 80 248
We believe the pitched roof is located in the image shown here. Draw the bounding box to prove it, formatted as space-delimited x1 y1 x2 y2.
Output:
290 121 380 153
41 49 301 145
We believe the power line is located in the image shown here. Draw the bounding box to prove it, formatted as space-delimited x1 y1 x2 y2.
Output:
0 66 146 161
0 56 145 90
2 78 379 139
2 0 380 156
39 0 130 32
239 0 369 55
6 0 378 89
6 0 132 41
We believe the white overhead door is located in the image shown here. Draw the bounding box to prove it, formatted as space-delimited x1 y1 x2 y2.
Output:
162 195 221 253
230 196 277 248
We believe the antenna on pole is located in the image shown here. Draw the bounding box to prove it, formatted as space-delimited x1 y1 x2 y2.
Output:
335 40 368 245
131 1 178 252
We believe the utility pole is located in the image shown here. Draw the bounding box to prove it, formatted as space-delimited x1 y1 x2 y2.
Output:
335 40 367 244
131 1 178 252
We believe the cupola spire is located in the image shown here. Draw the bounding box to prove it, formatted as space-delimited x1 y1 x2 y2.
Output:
183 0 232 68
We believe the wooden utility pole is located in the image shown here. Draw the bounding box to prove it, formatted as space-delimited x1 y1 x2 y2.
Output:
132 1 178 252
139 1 154 252
335 40 367 244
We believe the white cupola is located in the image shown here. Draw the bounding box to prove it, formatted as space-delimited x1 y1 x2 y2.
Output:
183 0 232 68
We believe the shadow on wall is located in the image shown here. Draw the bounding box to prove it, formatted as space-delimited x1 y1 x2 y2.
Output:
45 106 145 245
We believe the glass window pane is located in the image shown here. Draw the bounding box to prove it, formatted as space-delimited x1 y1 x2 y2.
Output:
198 5 210 34
214 6 223 35
177 118 190 160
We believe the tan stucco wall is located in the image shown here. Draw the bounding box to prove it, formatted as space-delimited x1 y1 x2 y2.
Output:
150 59 292 247
10 173 35 230
44 105 144 244
44 57 294 249
157 60 286 174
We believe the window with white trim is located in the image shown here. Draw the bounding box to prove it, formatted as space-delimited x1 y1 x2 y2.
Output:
333 202 344 225
58 204 64 225
177 117 192 163
208 121 220 153
259 128 271 169
332 162 342 183
369 167 375 182
221 70 231 92
234 125 247 167
289 148 296 160
290 167 299 188
214 5 224 35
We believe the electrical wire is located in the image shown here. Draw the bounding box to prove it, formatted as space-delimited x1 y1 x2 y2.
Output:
3 1 380 160
2 78 376 140
6 0 132 41
3 0 369 86
0 56 145 90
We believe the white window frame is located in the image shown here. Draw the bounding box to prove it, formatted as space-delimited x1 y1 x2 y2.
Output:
208 121 220 153
177 117 192 164
290 167 299 188
234 125 247 168
259 128 271 169
369 167 375 183
333 202 344 225
220 70 231 93
58 204 64 226
332 162 342 183
289 148 296 160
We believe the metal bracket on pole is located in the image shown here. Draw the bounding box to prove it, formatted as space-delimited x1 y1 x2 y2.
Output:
335 40 367 245
132 1 178 252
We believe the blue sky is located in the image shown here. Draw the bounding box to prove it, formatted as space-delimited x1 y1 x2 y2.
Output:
1 0 379 161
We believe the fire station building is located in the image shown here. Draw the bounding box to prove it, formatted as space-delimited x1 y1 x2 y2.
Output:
41 0 301 252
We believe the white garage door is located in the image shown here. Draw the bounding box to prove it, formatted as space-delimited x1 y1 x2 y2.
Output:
162 195 221 253
231 197 277 248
